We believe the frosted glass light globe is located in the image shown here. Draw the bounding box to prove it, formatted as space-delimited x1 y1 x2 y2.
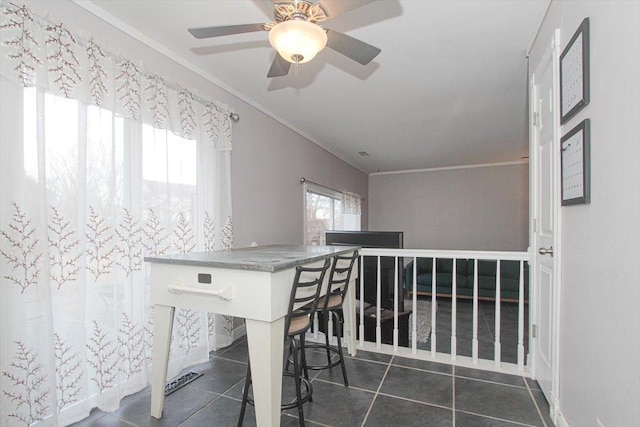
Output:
268 20 328 64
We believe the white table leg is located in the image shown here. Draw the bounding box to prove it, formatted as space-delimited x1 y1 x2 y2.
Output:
150 304 175 419
245 317 285 427
343 277 357 356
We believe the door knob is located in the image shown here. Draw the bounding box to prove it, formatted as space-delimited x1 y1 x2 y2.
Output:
538 246 554 256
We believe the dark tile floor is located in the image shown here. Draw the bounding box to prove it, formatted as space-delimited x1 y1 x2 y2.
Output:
73 334 552 427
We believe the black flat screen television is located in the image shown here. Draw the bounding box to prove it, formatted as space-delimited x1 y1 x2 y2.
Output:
325 231 404 311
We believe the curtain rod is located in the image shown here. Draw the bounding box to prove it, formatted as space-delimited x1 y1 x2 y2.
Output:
300 177 339 193
300 177 366 201
0 1 240 123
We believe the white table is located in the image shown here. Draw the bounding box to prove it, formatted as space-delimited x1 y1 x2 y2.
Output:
146 245 359 427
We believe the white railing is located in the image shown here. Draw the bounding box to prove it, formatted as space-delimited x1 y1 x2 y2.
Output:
355 248 530 375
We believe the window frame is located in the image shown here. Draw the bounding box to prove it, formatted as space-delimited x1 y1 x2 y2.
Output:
303 182 343 245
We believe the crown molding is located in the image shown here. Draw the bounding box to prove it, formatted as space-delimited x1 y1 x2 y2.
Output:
369 160 529 176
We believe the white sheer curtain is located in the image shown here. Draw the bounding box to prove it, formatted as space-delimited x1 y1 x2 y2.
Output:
0 3 234 425
341 191 362 232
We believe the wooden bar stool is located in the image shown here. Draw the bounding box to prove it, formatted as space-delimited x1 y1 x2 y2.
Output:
305 251 359 386
238 258 331 427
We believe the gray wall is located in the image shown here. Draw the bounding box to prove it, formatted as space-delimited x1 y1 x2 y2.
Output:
35 1 368 250
368 163 529 251
529 2 640 426
231 113 368 248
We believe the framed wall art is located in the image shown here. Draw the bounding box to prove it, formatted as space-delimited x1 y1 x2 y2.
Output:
560 17 590 124
561 119 590 206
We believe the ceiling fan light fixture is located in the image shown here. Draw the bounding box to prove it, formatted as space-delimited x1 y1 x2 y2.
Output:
268 20 327 64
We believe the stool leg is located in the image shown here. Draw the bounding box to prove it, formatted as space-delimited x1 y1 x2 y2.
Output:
290 338 306 427
323 312 332 365
334 310 349 387
238 361 252 427
284 336 292 372
299 334 312 403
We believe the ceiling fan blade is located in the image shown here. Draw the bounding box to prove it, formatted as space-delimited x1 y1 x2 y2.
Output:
271 0 378 19
326 28 381 65
267 53 291 78
188 23 265 39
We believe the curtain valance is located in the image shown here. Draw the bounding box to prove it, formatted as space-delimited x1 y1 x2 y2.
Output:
341 191 362 215
0 1 233 151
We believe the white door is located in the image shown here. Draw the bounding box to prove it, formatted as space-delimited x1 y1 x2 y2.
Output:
530 30 561 414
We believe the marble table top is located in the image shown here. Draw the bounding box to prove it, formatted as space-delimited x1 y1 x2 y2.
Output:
144 244 360 272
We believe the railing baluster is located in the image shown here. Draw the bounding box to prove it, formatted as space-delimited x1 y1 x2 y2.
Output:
342 248 530 376
472 259 479 363
393 256 399 351
376 255 381 349
359 255 364 346
412 257 417 354
517 260 525 370
430 257 437 357
494 260 502 367
451 258 457 361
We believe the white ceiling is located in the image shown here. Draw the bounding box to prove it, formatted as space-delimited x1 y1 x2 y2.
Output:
85 0 549 173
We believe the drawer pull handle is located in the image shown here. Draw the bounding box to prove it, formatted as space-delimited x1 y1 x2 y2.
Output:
168 284 232 301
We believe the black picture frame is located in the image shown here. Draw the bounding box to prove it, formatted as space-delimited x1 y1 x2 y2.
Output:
561 119 590 206
560 18 590 124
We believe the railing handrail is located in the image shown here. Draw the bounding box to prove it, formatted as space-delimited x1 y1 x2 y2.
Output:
359 247 530 262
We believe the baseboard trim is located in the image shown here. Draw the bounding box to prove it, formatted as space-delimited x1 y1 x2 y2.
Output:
555 408 570 427
232 324 246 342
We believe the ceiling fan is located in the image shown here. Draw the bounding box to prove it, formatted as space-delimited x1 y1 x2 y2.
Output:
188 0 381 78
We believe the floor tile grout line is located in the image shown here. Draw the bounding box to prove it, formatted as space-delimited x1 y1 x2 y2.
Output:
312 377 376 394
360 354 394 427
455 409 539 427
452 366 456 426
212 354 249 365
392 359 455 375
176 392 228 427
388 362 453 377
109 415 138 426
454 374 531 390
524 378 548 427
374 391 453 411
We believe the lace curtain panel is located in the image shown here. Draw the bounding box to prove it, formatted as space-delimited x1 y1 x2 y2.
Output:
0 3 234 425
341 191 362 232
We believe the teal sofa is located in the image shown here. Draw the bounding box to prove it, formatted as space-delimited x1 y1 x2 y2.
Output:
404 258 529 301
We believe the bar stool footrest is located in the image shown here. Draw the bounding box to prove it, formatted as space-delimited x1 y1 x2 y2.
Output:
242 372 313 410
303 342 343 370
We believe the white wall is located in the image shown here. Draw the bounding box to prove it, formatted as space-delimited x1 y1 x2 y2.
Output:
368 163 529 250
30 0 368 249
529 2 640 426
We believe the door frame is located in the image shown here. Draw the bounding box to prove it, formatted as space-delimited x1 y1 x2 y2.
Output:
529 28 562 421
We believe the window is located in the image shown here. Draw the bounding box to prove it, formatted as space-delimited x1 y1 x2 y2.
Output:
304 183 361 245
